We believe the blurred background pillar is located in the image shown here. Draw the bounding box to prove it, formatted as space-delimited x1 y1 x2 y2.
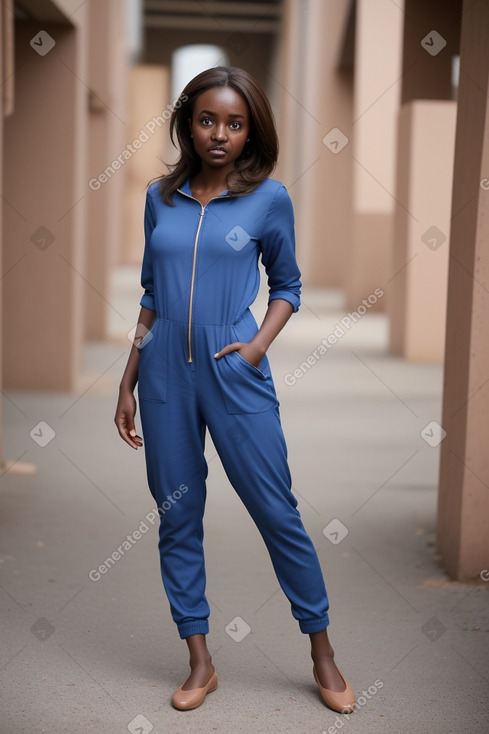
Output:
389 101 456 361
278 0 354 288
2 0 130 390
86 0 128 339
0 0 12 468
344 0 403 311
437 0 489 580
2 11 89 391
123 64 171 265
388 0 461 360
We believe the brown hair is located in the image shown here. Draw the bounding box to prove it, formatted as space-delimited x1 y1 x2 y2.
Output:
148 66 279 205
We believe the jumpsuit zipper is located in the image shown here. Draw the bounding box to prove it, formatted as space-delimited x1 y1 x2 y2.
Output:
176 188 231 363
187 207 204 363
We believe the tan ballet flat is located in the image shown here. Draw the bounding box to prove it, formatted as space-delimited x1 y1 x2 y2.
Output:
171 671 218 710
313 665 356 713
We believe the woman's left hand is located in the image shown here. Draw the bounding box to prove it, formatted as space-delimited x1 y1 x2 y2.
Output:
214 341 265 368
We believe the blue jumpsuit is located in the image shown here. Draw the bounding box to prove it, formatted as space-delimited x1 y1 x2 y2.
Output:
137 176 330 639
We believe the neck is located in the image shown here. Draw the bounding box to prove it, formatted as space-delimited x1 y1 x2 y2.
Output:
192 162 234 191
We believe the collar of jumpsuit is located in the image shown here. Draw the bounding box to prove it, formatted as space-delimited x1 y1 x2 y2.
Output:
179 176 229 200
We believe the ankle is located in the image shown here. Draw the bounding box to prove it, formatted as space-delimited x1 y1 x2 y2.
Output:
189 653 213 669
311 644 335 662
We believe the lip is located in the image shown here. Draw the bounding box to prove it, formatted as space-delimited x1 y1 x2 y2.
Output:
208 146 227 155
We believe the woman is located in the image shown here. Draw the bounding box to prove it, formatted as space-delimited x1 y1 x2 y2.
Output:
114 66 355 714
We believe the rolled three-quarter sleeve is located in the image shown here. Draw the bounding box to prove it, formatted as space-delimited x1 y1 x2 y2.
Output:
139 188 157 311
259 184 302 313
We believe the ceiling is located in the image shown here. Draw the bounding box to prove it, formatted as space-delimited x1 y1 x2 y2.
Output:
144 0 282 33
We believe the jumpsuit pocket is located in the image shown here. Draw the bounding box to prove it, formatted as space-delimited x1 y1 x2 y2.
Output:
217 349 279 414
136 318 167 403
233 350 269 379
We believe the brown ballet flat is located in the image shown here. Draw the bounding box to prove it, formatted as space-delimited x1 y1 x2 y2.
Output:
171 671 218 710
313 665 356 713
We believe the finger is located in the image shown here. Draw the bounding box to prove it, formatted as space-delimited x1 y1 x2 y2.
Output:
124 431 143 449
116 416 142 449
214 342 242 359
123 424 143 448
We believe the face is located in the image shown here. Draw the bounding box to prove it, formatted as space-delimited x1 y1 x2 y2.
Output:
189 86 250 169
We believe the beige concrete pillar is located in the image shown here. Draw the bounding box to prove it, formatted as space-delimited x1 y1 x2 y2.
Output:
437 0 489 580
388 0 462 360
344 0 404 311
277 0 353 288
400 0 461 104
86 0 128 338
123 65 171 266
0 2 6 466
0 1 35 473
275 0 303 188
2 17 88 391
388 101 457 361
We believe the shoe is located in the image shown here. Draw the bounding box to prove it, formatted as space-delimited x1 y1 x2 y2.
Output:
313 665 355 713
171 671 218 710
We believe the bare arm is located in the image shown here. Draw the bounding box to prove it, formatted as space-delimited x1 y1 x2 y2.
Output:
214 299 294 367
114 306 156 449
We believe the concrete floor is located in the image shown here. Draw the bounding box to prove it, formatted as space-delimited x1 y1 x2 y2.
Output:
1 268 488 734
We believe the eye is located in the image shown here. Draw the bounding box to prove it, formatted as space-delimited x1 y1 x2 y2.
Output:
200 117 213 126
229 121 241 130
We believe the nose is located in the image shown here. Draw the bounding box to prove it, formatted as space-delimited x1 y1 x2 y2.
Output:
212 123 228 141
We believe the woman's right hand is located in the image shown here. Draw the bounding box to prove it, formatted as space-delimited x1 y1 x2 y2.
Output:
114 387 143 450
